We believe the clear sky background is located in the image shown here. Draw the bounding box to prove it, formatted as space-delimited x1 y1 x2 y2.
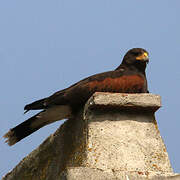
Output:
1 0 180 178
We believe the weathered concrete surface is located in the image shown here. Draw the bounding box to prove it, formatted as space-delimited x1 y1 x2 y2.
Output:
2 112 86 180
60 167 180 180
2 93 178 180
88 92 161 112
82 93 172 172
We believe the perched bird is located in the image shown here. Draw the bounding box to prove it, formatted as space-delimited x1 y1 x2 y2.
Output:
4 48 149 146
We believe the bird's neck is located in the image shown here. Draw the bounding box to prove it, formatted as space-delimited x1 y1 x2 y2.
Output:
116 62 146 75
133 62 147 74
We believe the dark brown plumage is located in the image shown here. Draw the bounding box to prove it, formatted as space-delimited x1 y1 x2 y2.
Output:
4 48 149 146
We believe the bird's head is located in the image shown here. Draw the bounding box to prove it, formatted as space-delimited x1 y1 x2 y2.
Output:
121 48 149 72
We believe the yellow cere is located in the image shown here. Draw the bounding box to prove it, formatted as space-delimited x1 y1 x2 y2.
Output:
143 52 148 57
136 52 149 60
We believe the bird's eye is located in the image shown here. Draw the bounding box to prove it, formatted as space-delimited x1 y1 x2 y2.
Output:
133 52 139 56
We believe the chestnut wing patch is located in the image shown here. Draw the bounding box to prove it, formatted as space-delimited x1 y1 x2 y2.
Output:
86 75 145 93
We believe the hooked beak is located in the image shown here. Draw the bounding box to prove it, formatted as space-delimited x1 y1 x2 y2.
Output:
136 52 149 63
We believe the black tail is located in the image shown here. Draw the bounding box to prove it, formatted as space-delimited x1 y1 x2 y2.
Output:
3 112 45 146
4 105 72 146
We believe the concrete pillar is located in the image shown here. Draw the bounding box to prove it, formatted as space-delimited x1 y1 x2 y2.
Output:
3 93 179 180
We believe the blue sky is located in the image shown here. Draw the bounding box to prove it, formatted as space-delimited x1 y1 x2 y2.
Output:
1 0 180 178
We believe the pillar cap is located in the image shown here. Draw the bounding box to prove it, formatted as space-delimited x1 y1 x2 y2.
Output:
87 92 161 112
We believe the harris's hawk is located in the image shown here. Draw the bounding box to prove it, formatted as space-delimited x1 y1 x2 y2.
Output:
4 48 149 146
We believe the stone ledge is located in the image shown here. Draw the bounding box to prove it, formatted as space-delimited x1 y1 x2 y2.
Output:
60 167 180 180
87 92 161 112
